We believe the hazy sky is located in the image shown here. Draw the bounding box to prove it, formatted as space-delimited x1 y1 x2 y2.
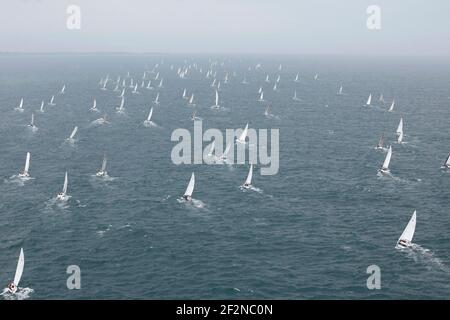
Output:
1 0 449 55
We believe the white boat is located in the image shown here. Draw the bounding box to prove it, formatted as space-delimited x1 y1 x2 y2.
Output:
396 117 403 135
265 75 270 82
146 80 153 90
188 93 194 106
314 73 319 80
242 164 253 189
118 88 125 98
293 90 300 101
365 94 372 106
379 145 392 173
96 114 109 125
5 248 24 294
294 73 300 82
90 99 99 112
116 97 125 113
18 152 31 178
27 113 37 131
207 140 215 157
48 95 56 106
38 100 45 113
154 92 160 105
182 88 187 99
337 85 343 95
258 91 264 102
388 99 395 112
15 98 24 112
132 83 139 94
396 210 416 249
56 172 69 201
60 84 66 94
182 172 195 201
375 134 384 150
211 90 220 109
96 154 108 177
273 82 277 91
236 123 249 144
443 154 450 169
397 130 404 144
143 107 155 126
66 126 78 142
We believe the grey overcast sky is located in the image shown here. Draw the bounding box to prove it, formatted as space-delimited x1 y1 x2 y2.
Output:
1 0 449 55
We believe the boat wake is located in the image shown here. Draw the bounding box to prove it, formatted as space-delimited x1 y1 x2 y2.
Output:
397 243 450 273
177 197 206 209
5 175 34 186
239 185 263 194
1 287 34 300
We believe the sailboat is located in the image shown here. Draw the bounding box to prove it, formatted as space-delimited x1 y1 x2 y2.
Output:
396 117 403 135
15 98 24 112
56 172 69 201
27 113 37 131
265 75 270 82
96 154 108 177
210 79 216 87
379 94 385 103
242 164 253 189
143 107 155 127
48 95 56 106
146 80 153 90
264 105 271 117
442 154 450 169
293 90 300 101
96 114 109 125
60 84 66 94
90 99 99 112
158 78 163 88
118 88 125 98
101 78 109 90
314 73 319 80
18 152 31 178
116 97 125 113
188 93 195 106
132 83 139 94
182 172 195 201
273 82 278 91
211 90 220 109
375 133 384 150
66 126 78 143
4 248 24 294
397 130 404 144
364 94 372 107
258 91 264 102
294 73 300 82
191 109 201 121
337 85 343 95
38 100 45 113
153 92 160 105
379 145 392 173
182 88 187 99
396 210 417 249
236 123 249 144
388 99 395 112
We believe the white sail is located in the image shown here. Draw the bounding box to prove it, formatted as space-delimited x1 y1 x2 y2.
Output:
60 84 65 94
222 142 232 159
259 91 264 101
445 154 450 167
117 97 124 111
147 107 153 121
207 140 215 157
381 146 392 170
154 93 160 104
397 131 403 144
338 85 343 94
379 93 384 102
184 172 195 197
182 88 187 99
69 126 78 140
366 94 372 106
24 152 31 174
92 99 97 109
189 94 194 105
19 98 24 109
30 113 34 126
101 155 107 172
62 172 68 194
397 210 417 244
214 90 219 106
396 118 403 135
237 123 249 143
388 99 395 112
295 73 299 82
13 248 24 287
244 164 253 185
39 101 44 112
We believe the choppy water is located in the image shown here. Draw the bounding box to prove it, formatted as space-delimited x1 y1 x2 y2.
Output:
0 54 450 299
